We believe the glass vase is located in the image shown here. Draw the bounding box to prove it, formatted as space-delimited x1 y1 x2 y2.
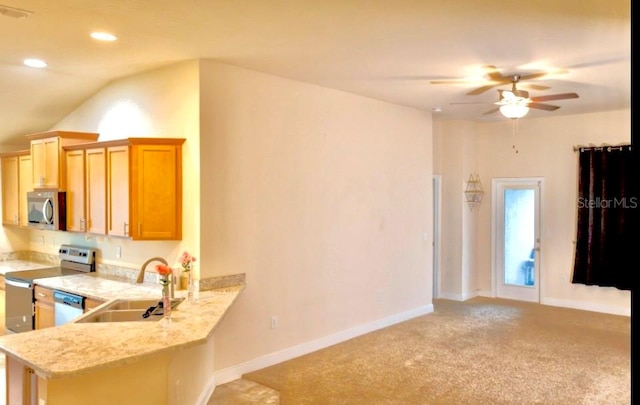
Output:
187 268 198 302
162 284 172 319
180 271 191 290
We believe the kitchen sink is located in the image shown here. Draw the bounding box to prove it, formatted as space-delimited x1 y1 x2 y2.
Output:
81 309 163 323
108 298 163 311
75 297 185 323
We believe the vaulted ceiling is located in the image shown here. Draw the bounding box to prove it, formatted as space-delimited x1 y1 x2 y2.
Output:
0 0 630 148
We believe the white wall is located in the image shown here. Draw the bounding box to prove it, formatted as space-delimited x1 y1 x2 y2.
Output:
198 60 434 372
433 120 481 300
436 109 631 315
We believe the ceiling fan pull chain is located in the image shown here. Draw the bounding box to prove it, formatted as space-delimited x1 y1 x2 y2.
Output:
512 119 519 154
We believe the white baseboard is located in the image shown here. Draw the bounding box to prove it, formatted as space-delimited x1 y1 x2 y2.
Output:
438 289 488 301
214 304 434 385
438 292 463 300
542 297 630 317
196 373 217 405
475 289 493 298
432 290 629 316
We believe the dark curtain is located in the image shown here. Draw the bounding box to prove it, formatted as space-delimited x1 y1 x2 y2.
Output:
572 146 638 290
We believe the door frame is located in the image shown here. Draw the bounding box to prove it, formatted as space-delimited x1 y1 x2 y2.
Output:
432 175 442 299
491 177 543 302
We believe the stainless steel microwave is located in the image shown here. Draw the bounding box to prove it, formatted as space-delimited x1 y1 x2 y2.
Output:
26 190 67 230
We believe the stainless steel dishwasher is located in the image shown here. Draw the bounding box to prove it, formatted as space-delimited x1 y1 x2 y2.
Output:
53 290 85 325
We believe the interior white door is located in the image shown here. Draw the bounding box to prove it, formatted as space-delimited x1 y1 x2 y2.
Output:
493 178 542 302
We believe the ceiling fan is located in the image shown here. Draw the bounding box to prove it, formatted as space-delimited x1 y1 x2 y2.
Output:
482 75 580 118
435 66 579 118
429 65 565 95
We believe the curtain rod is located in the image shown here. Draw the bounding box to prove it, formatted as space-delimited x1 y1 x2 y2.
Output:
573 143 632 152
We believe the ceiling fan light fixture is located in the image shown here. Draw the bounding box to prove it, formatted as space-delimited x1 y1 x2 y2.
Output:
499 104 529 119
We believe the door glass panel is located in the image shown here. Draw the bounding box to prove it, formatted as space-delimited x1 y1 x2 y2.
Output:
503 189 535 286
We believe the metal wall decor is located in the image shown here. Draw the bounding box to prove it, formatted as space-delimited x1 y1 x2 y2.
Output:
464 173 484 211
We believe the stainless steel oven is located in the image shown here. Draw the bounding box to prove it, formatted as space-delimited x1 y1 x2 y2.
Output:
4 245 96 333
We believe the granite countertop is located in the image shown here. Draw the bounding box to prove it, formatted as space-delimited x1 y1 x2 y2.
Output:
0 259 56 276
0 272 245 380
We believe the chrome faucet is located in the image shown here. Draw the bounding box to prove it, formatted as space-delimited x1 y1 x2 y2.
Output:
137 257 168 284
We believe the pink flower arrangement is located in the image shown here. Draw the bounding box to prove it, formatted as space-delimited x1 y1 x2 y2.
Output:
179 251 196 272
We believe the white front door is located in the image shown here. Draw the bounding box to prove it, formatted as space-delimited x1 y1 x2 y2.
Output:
493 178 542 302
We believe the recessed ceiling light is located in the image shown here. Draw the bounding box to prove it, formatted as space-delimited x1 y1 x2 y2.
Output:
91 32 117 41
23 58 47 68
432 107 443 113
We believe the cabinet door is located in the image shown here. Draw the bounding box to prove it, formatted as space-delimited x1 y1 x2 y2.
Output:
1 156 19 225
130 144 182 240
65 149 86 232
18 155 33 226
107 146 130 237
85 147 106 234
31 137 60 188
34 285 55 329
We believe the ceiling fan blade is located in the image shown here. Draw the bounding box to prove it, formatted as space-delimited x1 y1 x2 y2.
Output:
430 79 481 84
530 92 579 102
483 65 505 81
518 68 569 82
483 107 500 115
467 83 508 95
450 101 493 105
430 65 505 86
520 83 550 91
528 103 560 111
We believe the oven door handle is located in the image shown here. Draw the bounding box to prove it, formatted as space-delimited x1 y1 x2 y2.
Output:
5 278 32 289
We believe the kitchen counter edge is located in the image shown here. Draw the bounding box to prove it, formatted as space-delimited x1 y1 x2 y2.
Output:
0 274 245 379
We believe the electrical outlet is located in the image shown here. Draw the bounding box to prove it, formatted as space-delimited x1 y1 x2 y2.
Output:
271 316 278 329
38 235 45 246
116 246 122 258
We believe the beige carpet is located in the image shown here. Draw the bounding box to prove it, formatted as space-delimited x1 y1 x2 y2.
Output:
238 297 630 405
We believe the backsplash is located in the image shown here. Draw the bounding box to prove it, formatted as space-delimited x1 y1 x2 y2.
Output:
0 250 60 265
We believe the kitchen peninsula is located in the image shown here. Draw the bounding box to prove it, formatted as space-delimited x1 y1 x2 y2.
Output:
0 270 245 405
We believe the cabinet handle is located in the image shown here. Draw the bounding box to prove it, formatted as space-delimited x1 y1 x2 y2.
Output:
138 223 141 236
81 218 86 232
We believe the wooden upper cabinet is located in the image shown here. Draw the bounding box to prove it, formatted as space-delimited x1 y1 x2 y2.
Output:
1 150 32 226
107 145 129 237
18 155 33 226
130 141 184 240
65 149 86 232
1 154 20 225
64 137 185 240
65 147 106 234
27 130 99 189
85 147 106 234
